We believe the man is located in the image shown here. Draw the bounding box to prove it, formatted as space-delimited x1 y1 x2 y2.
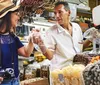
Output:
32 1 91 70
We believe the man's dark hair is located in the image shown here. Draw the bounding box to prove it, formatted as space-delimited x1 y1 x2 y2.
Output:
55 1 70 11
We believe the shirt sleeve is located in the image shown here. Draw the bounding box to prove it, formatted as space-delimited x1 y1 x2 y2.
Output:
76 23 83 52
44 30 56 52
15 36 24 49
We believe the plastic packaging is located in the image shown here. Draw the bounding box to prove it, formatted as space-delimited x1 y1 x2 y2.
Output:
92 5 100 26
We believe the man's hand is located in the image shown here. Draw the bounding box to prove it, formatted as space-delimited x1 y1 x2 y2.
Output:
84 27 100 42
28 29 41 44
29 29 47 54
30 29 43 45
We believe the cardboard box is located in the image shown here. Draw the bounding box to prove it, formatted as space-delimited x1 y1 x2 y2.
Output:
20 78 49 85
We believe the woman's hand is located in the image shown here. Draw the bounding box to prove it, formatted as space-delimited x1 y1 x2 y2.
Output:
0 77 3 84
29 29 43 45
29 29 47 54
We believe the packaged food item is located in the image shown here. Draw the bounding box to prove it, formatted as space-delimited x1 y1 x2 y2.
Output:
51 64 85 85
24 65 35 79
90 55 100 63
34 51 46 62
73 54 91 65
40 65 49 78
83 61 99 85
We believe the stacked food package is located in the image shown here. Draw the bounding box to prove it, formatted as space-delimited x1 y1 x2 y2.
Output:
90 55 100 63
73 53 100 64
73 54 92 65
83 55 100 85
51 64 85 85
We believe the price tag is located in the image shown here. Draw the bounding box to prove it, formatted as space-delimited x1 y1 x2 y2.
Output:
58 74 65 83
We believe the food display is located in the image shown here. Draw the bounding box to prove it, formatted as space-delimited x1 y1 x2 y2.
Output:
73 54 91 65
90 55 100 63
34 51 47 62
40 65 50 78
51 64 85 85
72 53 100 85
20 52 100 85
20 53 100 85
83 60 100 85
73 53 100 65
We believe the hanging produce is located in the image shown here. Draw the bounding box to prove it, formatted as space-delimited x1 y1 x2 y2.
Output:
21 0 44 8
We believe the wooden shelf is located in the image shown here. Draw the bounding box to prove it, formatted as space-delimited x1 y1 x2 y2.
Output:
77 10 92 18
77 0 100 18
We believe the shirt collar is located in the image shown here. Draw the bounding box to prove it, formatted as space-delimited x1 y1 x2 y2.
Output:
57 23 73 33
56 24 65 33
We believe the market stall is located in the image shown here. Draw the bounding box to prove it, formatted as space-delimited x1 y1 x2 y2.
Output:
12 0 100 85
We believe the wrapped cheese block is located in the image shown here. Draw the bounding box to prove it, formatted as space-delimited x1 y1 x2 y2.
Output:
62 65 73 79
51 69 64 85
51 64 85 85
71 64 85 85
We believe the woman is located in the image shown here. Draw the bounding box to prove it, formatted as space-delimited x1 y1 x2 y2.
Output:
0 0 34 84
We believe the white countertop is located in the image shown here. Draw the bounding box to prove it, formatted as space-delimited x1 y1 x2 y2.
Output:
23 20 55 27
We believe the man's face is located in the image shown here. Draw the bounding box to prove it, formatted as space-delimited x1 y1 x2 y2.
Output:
54 4 70 25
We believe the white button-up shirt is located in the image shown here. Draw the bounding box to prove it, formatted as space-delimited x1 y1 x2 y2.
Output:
44 22 83 70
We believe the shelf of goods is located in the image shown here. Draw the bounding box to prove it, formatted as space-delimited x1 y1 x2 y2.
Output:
19 59 50 79
19 56 50 84
20 63 50 85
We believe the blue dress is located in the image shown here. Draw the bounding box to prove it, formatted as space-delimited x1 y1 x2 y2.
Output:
0 33 24 85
